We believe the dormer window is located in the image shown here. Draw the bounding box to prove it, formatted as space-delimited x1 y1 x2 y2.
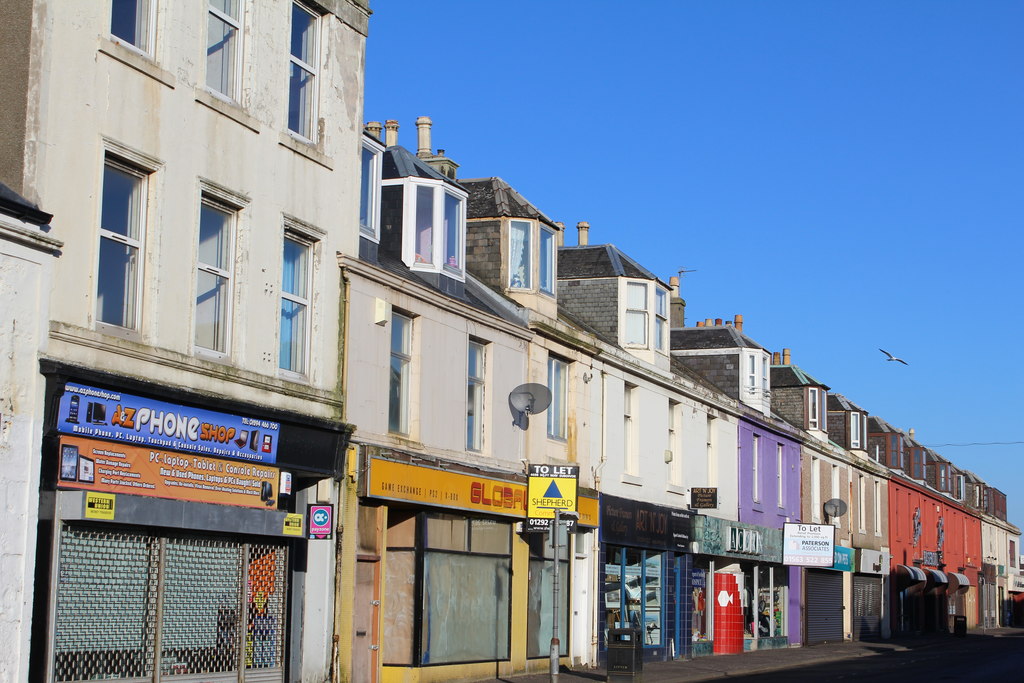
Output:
509 219 556 297
359 137 383 241
654 289 667 351
625 282 648 345
383 177 467 278
539 225 555 295
808 388 820 429
850 412 862 449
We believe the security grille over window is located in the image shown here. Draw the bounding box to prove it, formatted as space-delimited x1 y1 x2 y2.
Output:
53 525 287 682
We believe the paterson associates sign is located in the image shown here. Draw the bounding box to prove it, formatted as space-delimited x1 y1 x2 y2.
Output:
783 523 836 567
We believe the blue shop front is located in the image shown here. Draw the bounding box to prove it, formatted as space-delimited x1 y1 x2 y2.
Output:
599 494 694 662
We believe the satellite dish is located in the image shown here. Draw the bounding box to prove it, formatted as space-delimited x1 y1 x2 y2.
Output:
823 498 848 520
508 383 552 430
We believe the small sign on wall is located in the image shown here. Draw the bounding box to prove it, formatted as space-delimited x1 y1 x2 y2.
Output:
691 487 718 509
307 504 334 540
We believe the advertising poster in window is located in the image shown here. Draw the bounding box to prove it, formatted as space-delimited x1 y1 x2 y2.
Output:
56 382 279 464
57 435 279 509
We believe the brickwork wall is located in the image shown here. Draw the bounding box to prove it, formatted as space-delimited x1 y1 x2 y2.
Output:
771 386 805 429
827 411 848 448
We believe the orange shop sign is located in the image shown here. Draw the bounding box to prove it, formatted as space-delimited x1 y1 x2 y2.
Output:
365 457 597 526
58 435 279 509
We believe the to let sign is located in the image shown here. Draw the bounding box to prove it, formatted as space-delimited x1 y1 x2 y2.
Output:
526 463 578 532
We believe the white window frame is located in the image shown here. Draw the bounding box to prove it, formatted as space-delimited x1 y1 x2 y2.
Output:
831 463 841 528
808 388 820 429
873 479 882 535
546 356 568 440
954 474 965 501
850 412 862 449
206 0 243 101
388 178 467 279
858 474 867 533
194 193 237 356
97 156 149 333
624 281 648 346
389 312 412 435
624 384 637 475
776 443 784 508
359 137 384 241
288 1 320 142
747 354 757 395
761 354 769 394
279 228 314 377
466 340 485 452
508 219 532 289
811 457 821 522
654 288 668 352
110 0 155 56
539 224 555 296
751 434 760 502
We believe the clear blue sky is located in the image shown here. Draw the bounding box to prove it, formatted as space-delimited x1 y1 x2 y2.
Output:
365 1 1024 533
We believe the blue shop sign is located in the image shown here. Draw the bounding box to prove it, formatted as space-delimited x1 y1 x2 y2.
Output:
829 546 855 572
57 382 279 464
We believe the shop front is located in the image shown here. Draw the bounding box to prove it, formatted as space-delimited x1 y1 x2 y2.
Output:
690 516 792 656
598 494 693 662
1010 573 1024 626
33 367 352 683
358 452 598 682
852 549 889 640
805 546 853 645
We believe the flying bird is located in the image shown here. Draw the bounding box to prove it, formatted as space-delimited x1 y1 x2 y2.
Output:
879 349 908 365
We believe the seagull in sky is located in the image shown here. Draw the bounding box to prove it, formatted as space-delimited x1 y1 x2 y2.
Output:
879 349 908 365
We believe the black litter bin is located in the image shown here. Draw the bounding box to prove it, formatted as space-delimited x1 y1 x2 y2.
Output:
607 628 643 682
953 615 967 636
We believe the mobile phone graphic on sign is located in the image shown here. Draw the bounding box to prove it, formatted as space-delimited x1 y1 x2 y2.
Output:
60 444 80 481
78 456 95 484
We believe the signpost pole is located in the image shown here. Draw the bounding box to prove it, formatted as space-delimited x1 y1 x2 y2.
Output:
550 507 560 683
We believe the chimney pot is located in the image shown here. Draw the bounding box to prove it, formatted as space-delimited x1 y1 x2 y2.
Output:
696 321 704 327
669 280 686 328
365 121 383 140
772 351 781 364
783 348 791 365
725 321 732 326
715 318 723 326
384 120 399 147
555 222 565 247
734 314 744 331
577 221 590 246
416 116 432 158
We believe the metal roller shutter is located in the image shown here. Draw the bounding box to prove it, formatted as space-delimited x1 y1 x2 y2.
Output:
805 569 843 644
52 524 288 683
852 575 882 640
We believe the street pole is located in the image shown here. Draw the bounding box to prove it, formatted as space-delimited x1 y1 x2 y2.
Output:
550 507 560 683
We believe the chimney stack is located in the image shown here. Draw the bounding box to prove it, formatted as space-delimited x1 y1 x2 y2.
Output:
696 321 704 327
772 351 781 364
909 428 915 440
715 318 723 326
577 221 590 246
416 116 432 158
384 120 399 147
669 276 686 328
555 222 565 247
734 314 743 332
365 121 383 141
782 348 791 365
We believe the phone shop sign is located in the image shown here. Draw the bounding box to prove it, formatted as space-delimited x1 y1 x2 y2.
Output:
57 383 279 464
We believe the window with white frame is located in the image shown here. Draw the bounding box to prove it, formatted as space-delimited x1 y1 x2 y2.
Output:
508 220 531 289
873 480 881 535
654 288 667 352
776 443 784 507
831 463 840 527
668 400 682 485
811 457 821 521
954 474 965 501
850 412 862 449
624 282 648 345
761 354 769 394
808 388 819 429
706 414 717 486
466 340 485 452
195 197 235 354
858 475 866 532
279 232 312 374
546 356 567 440
539 225 555 295
207 0 242 99
359 138 383 240
938 463 949 491
111 0 154 54
747 355 757 395
624 384 637 475
288 2 319 141
751 434 760 502
97 158 148 330
389 312 412 435
386 179 466 277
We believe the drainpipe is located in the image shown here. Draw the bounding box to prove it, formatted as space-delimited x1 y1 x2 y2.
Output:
591 370 608 662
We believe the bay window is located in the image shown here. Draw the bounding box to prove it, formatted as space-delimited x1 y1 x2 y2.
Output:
386 178 467 277
359 138 383 240
624 282 648 345
539 225 555 295
654 288 667 351
509 220 531 289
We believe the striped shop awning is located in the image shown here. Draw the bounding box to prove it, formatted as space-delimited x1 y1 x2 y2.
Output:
895 564 927 589
947 572 972 594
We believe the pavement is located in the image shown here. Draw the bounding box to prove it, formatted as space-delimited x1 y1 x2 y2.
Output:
479 627 1022 683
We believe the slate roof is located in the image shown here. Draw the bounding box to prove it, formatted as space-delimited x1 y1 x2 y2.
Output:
828 393 865 413
670 326 765 351
0 182 51 225
382 146 464 189
459 177 559 228
868 415 900 434
558 244 666 284
770 364 830 390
